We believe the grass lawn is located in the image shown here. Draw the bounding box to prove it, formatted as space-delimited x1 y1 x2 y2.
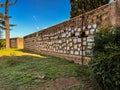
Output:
0 49 100 90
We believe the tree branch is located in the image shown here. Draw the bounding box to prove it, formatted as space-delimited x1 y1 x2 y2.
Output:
9 0 18 6
0 12 4 18
0 3 5 7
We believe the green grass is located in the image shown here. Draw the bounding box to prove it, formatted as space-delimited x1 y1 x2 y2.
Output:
0 49 99 90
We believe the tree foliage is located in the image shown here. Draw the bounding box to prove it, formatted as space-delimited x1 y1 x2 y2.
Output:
0 39 6 49
0 12 5 30
70 0 109 18
90 26 120 90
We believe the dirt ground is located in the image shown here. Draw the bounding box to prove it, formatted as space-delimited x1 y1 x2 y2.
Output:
28 77 102 90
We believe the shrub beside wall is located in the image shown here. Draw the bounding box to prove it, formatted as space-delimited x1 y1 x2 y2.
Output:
90 26 120 90
0 39 6 49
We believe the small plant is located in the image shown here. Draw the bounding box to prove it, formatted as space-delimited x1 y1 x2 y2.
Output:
0 39 6 49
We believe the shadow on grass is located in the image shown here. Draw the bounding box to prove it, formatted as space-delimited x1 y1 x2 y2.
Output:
15 49 48 58
0 55 47 89
15 49 44 55
15 49 35 54
0 55 45 68
0 55 102 90
0 55 80 89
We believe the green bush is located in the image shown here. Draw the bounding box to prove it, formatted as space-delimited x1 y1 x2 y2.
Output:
0 39 6 49
90 26 120 90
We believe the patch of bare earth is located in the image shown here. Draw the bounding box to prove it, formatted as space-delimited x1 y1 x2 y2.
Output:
34 77 80 90
55 77 80 90
35 77 102 90
0 88 4 90
36 82 57 90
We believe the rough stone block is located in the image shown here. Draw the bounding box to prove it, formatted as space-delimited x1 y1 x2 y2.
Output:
85 31 89 35
75 51 79 55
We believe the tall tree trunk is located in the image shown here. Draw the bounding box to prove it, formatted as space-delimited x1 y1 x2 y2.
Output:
4 0 10 49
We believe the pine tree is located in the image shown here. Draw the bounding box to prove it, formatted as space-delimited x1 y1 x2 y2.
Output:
70 0 109 18
0 0 18 49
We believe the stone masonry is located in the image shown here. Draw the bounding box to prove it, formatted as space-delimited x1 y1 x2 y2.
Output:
24 0 120 65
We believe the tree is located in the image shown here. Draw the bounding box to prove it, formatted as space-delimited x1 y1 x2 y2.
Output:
70 0 109 18
0 0 18 49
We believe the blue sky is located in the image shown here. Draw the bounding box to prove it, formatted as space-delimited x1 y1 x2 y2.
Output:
1 0 70 38
1 0 114 38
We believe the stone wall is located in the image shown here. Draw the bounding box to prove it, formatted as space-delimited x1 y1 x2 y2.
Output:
24 0 120 65
10 37 24 49
0 37 24 49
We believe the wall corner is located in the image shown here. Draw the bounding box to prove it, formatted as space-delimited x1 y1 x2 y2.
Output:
109 0 120 26
116 0 120 25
